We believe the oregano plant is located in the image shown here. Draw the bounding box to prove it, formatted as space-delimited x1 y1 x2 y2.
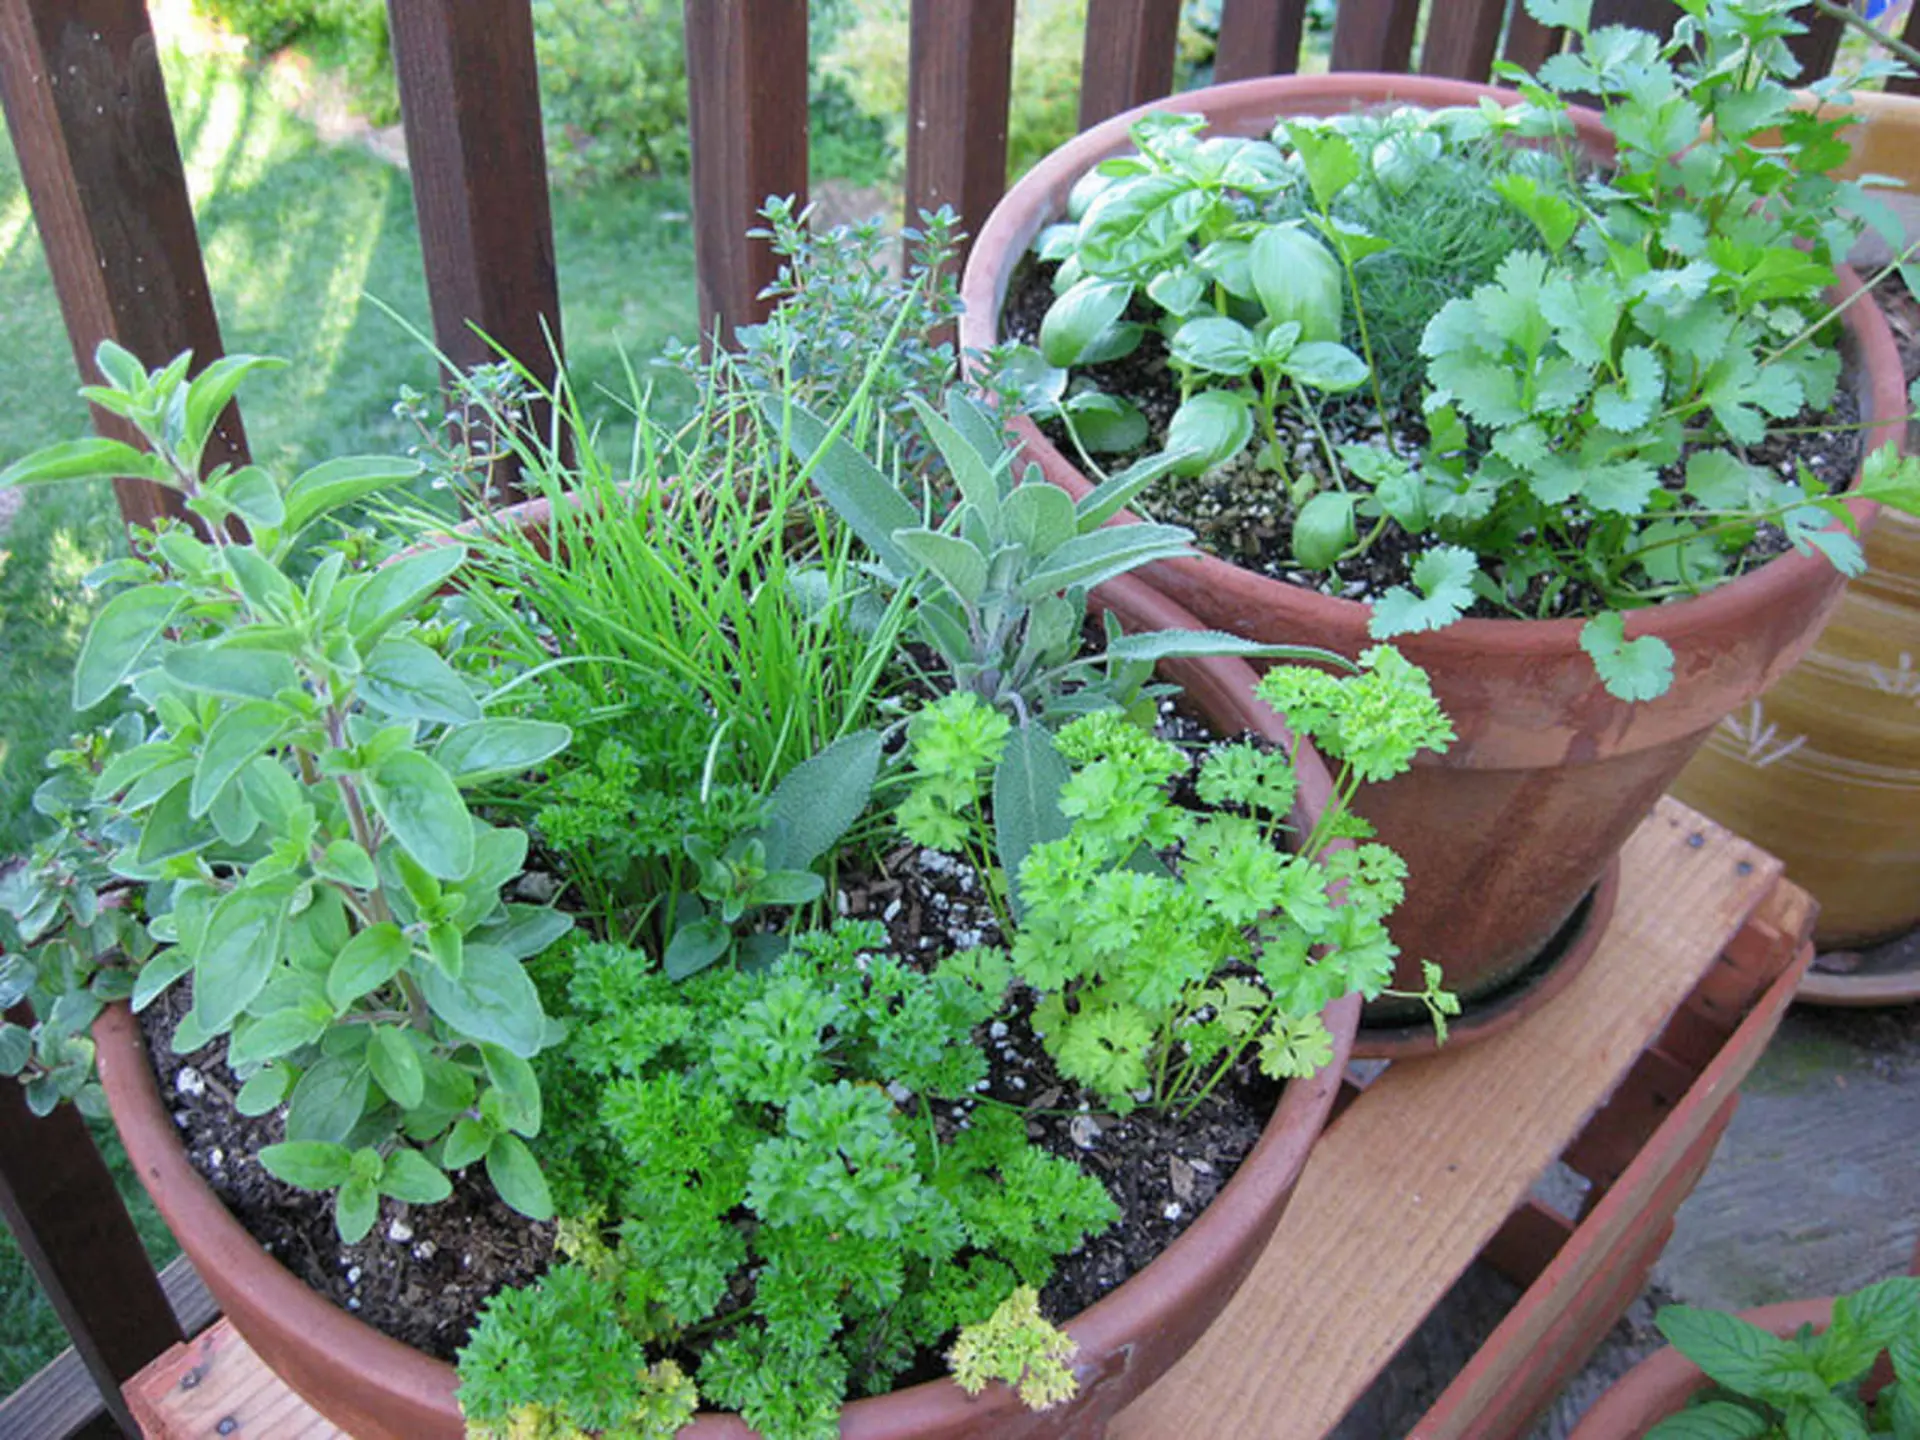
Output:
0 344 577 1238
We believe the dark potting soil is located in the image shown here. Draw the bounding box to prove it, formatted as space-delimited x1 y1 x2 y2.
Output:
1872 272 1920 448
1005 259 1867 619
143 702 1292 1373
138 983 555 1363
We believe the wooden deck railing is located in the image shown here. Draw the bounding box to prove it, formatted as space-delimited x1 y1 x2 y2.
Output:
0 0 1904 1434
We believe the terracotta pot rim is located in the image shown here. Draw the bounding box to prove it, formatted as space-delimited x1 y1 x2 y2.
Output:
1566 1299 1836 1438
96 569 1361 1436
957 71 1893 661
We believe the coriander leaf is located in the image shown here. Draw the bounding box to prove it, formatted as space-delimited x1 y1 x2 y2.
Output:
1781 506 1864 576
1368 545 1479 638
1861 442 1920 516
1583 460 1660 516
1592 347 1664 433
1580 612 1674 702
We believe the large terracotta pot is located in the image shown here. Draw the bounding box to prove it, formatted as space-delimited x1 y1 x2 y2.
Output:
959 73 1900 1007
1565 1299 1837 1439
1671 90 1920 959
95 565 1360 1440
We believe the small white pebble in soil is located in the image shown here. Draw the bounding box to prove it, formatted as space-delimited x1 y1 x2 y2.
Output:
1190 1158 1215 1175
988 1021 1008 1040
950 928 982 948
1130 1087 1152 1104
1163 1202 1184 1222
346 1297 361 1310
972 1079 990 1092
919 849 950 873
835 890 849 915
1009 1076 1026 1091
885 1081 913 1105
208 1147 224 1170
175 1067 206 1097
957 871 974 893
883 898 903 922
346 1266 362 1285
1069 1115 1101 1150
413 1241 438 1261
388 1219 414 1244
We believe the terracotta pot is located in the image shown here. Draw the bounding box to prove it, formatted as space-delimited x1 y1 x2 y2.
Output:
95 561 1360 1440
1566 1299 1836 1438
1671 90 1920 955
959 72 1901 1004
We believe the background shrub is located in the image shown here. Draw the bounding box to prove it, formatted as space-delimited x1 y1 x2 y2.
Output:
194 0 396 122
534 0 690 186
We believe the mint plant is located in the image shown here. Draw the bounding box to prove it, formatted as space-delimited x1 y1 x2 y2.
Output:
458 921 1116 1440
0 717 154 1117
0 344 576 1238
999 0 1920 702
1648 1277 1920 1438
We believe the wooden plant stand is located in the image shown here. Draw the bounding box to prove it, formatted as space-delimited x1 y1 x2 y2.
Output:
125 798 1812 1439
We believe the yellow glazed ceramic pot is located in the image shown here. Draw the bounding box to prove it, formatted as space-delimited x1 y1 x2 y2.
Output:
1671 92 1920 954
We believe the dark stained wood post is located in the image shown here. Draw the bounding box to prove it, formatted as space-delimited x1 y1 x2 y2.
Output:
1419 0 1510 80
1078 0 1182 131
387 0 563 498
1212 0 1309 84
0 0 246 533
684 0 809 349
1893 2 1920 97
1503 6 1565 72
0 1011 181 1438
1329 0 1421 72
905 0 1014 274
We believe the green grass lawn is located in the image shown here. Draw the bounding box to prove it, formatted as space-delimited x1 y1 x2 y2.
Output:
0 41 698 1393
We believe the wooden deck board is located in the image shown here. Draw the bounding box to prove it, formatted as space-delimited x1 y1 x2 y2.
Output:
126 1321 341 1440
1113 797 1784 1438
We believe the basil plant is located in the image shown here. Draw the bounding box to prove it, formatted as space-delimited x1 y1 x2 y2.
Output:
0 344 574 1239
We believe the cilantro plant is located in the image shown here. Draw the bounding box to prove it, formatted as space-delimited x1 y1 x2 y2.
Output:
1647 1276 1920 1438
0 345 577 1238
899 650 1457 1114
998 0 1920 702
457 921 1111 1440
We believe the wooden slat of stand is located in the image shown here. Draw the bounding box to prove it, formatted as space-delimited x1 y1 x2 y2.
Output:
126 1321 339 1440
1113 797 1786 1438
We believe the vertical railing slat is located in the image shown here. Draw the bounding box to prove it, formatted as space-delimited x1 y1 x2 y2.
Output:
0 0 247 532
905 0 1015 274
1892 2 1920 96
684 0 809 348
0 1008 181 1439
1212 0 1309 84
1503 5 1565 72
1419 0 1510 80
1078 0 1183 130
1329 0 1421 73
387 0 562 495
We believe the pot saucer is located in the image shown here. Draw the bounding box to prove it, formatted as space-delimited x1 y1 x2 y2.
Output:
1351 856 1623 1061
